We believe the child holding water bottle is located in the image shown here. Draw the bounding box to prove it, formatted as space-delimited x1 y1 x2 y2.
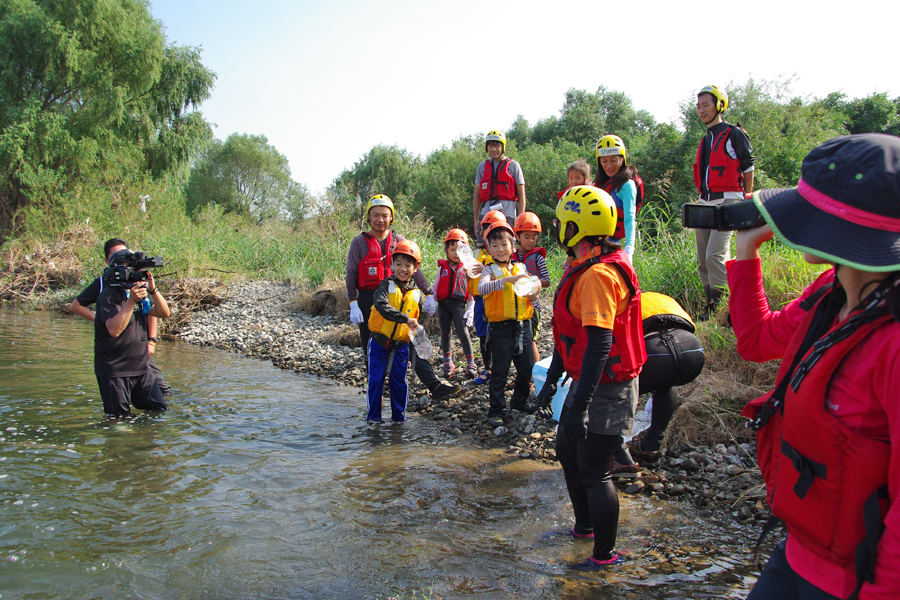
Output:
365 240 425 423
478 221 541 428
434 229 478 378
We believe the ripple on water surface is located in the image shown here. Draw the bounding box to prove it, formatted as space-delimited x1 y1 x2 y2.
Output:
0 310 758 599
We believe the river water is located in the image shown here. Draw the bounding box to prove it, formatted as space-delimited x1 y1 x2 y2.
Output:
0 310 758 599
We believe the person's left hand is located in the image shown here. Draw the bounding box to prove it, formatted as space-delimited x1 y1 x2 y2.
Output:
148 341 156 356
559 405 588 444
145 271 156 292
423 294 437 316
735 224 774 261
407 317 419 331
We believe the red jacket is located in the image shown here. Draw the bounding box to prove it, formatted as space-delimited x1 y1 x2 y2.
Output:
551 250 645 382
357 231 393 291
479 159 518 203
729 259 900 600
434 259 470 301
693 126 745 194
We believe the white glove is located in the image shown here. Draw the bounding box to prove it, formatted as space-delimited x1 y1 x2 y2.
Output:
464 299 475 327
423 294 437 316
349 300 364 324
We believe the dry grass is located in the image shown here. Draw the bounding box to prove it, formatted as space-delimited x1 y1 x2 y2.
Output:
0 224 94 301
161 278 228 334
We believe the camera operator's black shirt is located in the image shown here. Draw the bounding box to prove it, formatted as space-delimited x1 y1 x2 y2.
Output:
94 287 148 378
75 277 102 307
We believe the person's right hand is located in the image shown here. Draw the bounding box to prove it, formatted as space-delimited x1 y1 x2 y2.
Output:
349 300 364 324
131 282 149 301
735 224 774 261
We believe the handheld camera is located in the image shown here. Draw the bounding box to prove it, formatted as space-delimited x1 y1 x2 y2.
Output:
681 201 765 231
103 251 164 288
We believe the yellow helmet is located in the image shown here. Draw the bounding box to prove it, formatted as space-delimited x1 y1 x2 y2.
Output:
485 130 506 153
595 134 627 166
698 85 728 113
366 194 394 218
555 185 617 247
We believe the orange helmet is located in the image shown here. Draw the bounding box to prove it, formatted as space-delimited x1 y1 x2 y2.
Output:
392 240 422 265
484 220 516 241
480 210 506 228
444 228 468 245
513 212 542 233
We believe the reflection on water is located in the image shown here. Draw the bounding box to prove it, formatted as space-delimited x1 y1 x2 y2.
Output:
0 309 757 599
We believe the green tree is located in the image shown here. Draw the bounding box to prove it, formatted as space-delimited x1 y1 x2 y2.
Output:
410 136 481 232
0 0 215 235
186 133 306 221
330 145 420 219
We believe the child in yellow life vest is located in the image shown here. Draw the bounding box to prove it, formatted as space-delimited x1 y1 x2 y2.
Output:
469 210 506 385
366 240 424 423
436 229 477 378
478 221 541 428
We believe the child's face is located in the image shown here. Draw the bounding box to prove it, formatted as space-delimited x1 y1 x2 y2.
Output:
518 231 539 252
392 255 418 282
486 141 503 160
445 241 459 262
600 155 624 178
488 234 514 263
567 171 588 187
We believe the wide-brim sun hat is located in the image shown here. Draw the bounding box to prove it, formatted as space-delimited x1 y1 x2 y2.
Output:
754 133 900 272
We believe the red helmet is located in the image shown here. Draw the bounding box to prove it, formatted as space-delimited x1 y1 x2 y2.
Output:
513 212 542 233
392 240 422 265
480 210 506 228
444 228 468 245
483 220 516 241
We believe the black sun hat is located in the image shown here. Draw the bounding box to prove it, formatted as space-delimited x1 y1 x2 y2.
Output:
754 133 900 272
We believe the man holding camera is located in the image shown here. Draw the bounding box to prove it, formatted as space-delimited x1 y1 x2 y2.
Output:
72 238 171 395
94 248 170 417
693 85 755 321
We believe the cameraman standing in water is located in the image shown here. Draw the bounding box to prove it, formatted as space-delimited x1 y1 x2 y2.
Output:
94 248 170 417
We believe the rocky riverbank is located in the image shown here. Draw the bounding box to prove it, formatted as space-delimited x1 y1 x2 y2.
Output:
176 280 770 527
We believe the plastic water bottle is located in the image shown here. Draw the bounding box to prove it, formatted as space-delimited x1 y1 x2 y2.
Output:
411 326 433 360
513 275 541 297
456 242 480 277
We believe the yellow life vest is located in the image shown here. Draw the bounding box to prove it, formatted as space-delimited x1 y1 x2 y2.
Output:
367 281 421 342
641 291 695 333
483 262 534 322
468 249 495 298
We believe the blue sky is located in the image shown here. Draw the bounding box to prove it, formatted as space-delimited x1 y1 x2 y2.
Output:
148 0 897 195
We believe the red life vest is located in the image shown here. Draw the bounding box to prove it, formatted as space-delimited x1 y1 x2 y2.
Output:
434 259 470 301
743 274 892 570
551 250 646 382
518 247 546 278
357 231 393 291
693 126 745 194
479 159 518 204
602 177 645 240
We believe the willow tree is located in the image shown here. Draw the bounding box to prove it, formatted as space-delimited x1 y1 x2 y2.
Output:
0 0 216 235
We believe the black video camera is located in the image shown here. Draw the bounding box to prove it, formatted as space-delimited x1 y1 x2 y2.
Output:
103 251 164 288
681 201 766 231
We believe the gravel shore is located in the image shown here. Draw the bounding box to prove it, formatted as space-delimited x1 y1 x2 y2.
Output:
176 280 770 526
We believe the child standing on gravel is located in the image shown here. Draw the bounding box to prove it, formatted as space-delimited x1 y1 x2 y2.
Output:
435 229 477 379
470 210 507 385
478 221 540 428
366 240 424 423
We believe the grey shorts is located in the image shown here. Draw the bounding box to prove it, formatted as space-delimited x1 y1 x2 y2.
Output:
564 377 638 437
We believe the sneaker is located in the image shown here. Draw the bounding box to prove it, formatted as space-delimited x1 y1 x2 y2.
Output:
433 383 462 399
611 461 640 479
443 362 456 378
465 364 478 379
540 528 594 542
486 415 504 428
626 433 661 465
570 553 625 570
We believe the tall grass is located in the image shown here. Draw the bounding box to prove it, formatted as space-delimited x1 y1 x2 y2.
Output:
2 181 828 313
